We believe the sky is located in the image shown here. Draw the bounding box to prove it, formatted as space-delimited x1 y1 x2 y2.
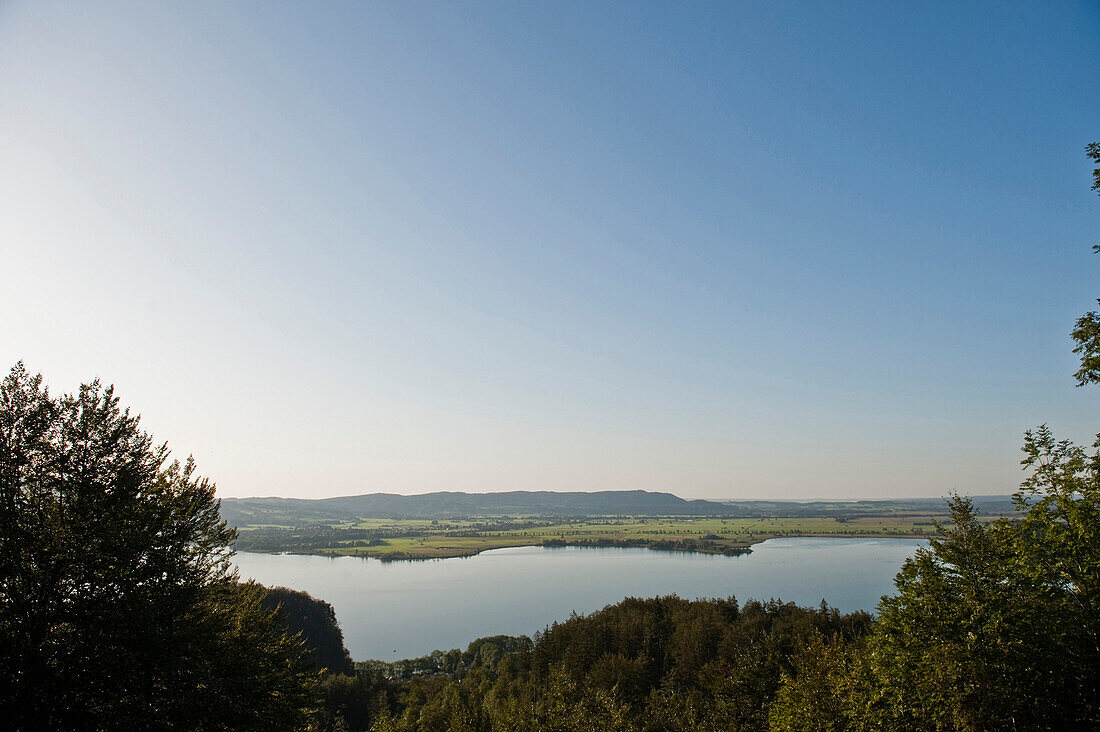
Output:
1 1 1098 500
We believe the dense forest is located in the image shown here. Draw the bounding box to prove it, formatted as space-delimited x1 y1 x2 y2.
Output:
313 596 873 731
262 586 355 677
0 365 320 730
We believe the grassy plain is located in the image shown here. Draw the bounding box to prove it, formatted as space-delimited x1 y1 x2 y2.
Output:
296 515 940 560
228 494 1021 560
227 493 1017 560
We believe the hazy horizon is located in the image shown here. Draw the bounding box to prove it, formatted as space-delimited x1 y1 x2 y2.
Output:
217 486 1011 504
3 2 1098 500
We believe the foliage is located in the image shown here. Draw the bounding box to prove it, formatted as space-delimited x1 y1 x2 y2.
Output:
1087 141 1100 194
863 498 1055 729
1072 303 1100 385
316 669 401 732
0 363 317 730
1071 142 1100 385
309 596 871 732
263 586 355 675
767 432 1100 729
770 477 1100 730
768 631 865 732
1013 426 1100 717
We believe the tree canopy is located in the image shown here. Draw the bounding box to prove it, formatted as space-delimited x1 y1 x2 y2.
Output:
0 363 317 730
262 586 355 675
1071 142 1100 385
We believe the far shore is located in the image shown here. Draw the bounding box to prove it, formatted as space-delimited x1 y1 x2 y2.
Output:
238 527 931 562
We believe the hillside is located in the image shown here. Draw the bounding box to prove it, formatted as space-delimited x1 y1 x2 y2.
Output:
220 489 736 526
220 489 1015 528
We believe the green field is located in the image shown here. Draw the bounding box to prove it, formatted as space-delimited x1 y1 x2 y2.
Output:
236 514 946 560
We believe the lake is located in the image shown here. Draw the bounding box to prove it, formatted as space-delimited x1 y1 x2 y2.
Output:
235 537 924 661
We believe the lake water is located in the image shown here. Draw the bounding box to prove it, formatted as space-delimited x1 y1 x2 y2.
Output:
235 537 924 661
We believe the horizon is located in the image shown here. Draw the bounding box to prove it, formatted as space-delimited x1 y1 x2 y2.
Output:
220 487 1010 504
2 2 1098 501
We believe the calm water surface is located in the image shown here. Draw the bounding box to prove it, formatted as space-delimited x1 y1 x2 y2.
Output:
235 537 923 660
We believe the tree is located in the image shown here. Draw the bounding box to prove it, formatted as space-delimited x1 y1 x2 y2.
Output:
865 498 1067 729
1071 142 1100 385
0 363 317 730
1072 299 1100 385
262 586 354 674
1014 426 1100 718
1087 141 1100 193
768 631 864 732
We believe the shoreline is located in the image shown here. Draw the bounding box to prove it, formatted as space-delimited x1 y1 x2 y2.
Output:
237 530 929 563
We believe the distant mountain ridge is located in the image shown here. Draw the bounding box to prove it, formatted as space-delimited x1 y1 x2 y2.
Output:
220 489 735 525
220 489 1016 527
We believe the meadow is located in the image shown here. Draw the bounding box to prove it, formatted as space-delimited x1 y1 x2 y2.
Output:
235 513 948 560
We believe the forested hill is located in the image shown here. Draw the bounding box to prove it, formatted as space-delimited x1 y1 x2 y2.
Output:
220 490 1018 528
220 489 734 525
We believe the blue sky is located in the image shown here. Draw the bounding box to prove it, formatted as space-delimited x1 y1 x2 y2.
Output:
1 1 1097 499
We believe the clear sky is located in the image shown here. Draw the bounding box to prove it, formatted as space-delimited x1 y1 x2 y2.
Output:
1 1 1097 500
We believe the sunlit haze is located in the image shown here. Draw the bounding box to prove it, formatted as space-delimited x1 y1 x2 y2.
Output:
2 1 1097 499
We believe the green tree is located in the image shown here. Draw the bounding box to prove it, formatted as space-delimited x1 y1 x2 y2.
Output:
862 498 1055 729
847 449 1100 730
262 586 355 675
768 631 863 732
0 363 317 730
1014 425 1100 718
1071 142 1100 385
